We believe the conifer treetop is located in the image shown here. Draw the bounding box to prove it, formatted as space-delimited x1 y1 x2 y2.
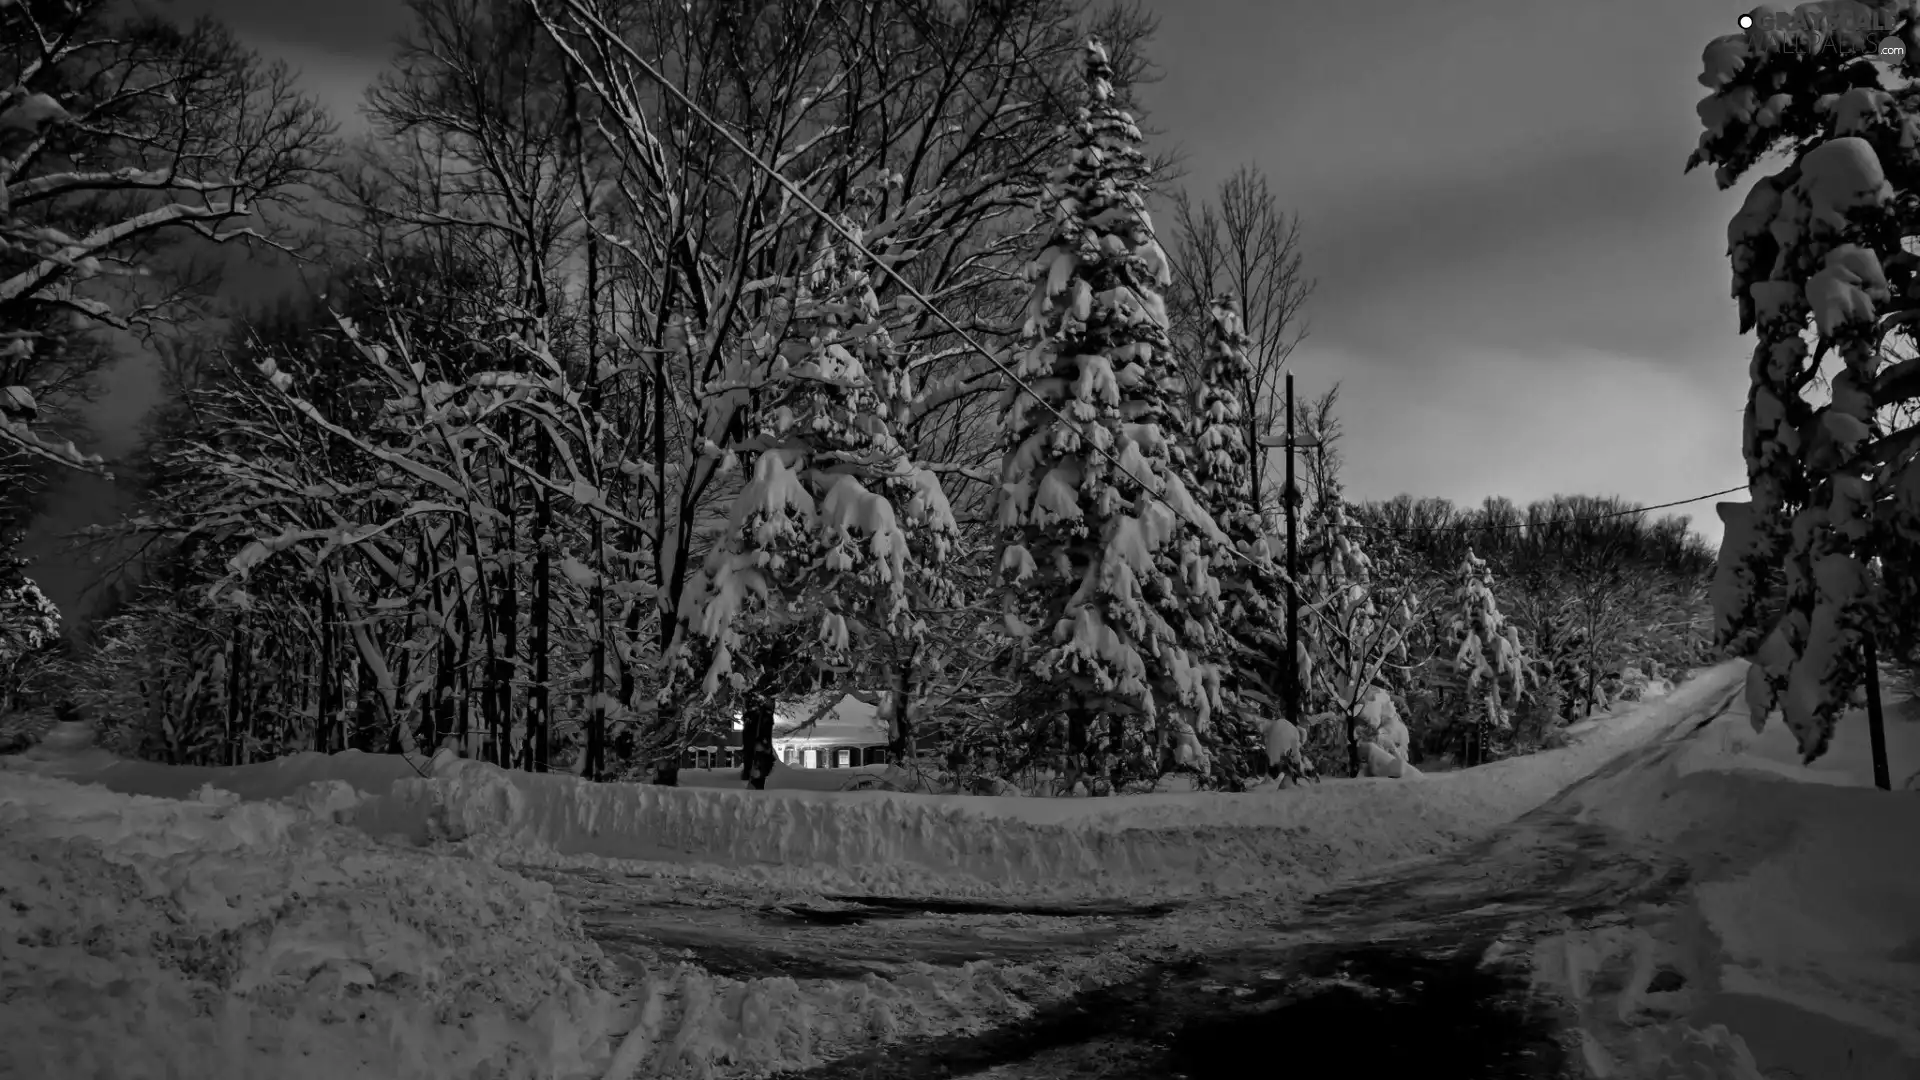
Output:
1191 294 1265 554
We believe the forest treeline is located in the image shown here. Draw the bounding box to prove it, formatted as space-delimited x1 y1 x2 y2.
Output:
1 0 1726 789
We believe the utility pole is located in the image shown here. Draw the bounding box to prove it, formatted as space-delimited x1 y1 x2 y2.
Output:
1865 634 1892 791
1259 373 1319 741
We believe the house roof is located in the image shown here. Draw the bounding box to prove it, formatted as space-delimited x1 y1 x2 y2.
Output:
773 692 889 746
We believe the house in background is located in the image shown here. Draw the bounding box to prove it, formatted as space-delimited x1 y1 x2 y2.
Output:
679 716 745 771
772 692 893 769
675 691 894 771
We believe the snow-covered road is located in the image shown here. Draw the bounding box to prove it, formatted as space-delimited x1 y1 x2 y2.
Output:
740 690 1749 1080
758 679 1918 1080
5 661 1912 1079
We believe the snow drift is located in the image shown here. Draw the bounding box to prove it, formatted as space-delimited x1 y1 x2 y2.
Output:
0 664 1751 1079
332 663 1743 902
8 664 1747 905
1530 680 1920 1080
0 771 630 1080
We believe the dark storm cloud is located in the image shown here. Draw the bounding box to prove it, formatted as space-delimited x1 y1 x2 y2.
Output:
156 0 411 60
1139 0 1759 540
1302 139 1747 381
27 0 1763 625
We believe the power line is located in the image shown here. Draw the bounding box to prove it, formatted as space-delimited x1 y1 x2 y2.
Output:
538 4 1746 684
867 24 1756 546
545 4 1275 574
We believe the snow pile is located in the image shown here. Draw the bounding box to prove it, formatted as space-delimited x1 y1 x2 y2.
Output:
330 663 1749 902
0 770 630 1080
0 664 1765 1079
6 666 1750 905
4 740 426 801
0 764 1156 1080
592 953 1127 1079
1530 677 1920 1079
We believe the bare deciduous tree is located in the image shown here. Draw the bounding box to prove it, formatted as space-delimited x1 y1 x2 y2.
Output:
1165 164 1313 519
530 0 1167 776
0 0 332 477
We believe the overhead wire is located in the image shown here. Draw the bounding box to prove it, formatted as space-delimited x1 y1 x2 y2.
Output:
857 6 1756 545
539 0 1749 686
544 0 1306 574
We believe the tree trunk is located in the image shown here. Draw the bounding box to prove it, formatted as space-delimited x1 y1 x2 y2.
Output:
351 656 378 752
393 602 417 757
225 628 244 765
887 645 918 762
528 442 553 773
651 695 682 787
1061 705 1092 793
455 582 473 757
1865 634 1892 790
429 535 458 753
569 67 610 784
586 530 607 780
1345 707 1361 778
741 693 779 790
494 465 520 768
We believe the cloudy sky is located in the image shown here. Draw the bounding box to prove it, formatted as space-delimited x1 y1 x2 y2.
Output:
21 0 1760 619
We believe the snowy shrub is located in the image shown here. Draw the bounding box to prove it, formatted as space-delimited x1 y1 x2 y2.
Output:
996 39 1233 790
0 567 60 717
1689 7 1920 763
1296 488 1421 776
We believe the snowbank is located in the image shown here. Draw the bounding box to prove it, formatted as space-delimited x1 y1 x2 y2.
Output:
7 664 1749 904
332 662 1748 902
0 666 1759 1079
0 770 630 1080
1712 682 1920 789
1531 682 1920 1080
0 763 1140 1080
4 740 427 801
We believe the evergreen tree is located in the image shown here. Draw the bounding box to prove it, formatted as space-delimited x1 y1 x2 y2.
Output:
1451 547 1529 764
1191 295 1265 552
1688 21 1920 764
668 179 959 788
996 39 1231 790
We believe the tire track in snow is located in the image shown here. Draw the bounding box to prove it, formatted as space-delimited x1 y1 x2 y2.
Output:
764 683 1744 1079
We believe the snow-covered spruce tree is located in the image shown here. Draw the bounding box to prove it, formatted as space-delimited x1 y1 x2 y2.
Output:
997 39 1229 793
1689 6 1920 762
1190 295 1266 553
1450 546 1528 764
1185 293 1292 783
668 183 959 789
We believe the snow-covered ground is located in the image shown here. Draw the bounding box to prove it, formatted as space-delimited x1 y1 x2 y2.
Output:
1530 683 1920 1080
8 664 1744 907
8 659 1910 1079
